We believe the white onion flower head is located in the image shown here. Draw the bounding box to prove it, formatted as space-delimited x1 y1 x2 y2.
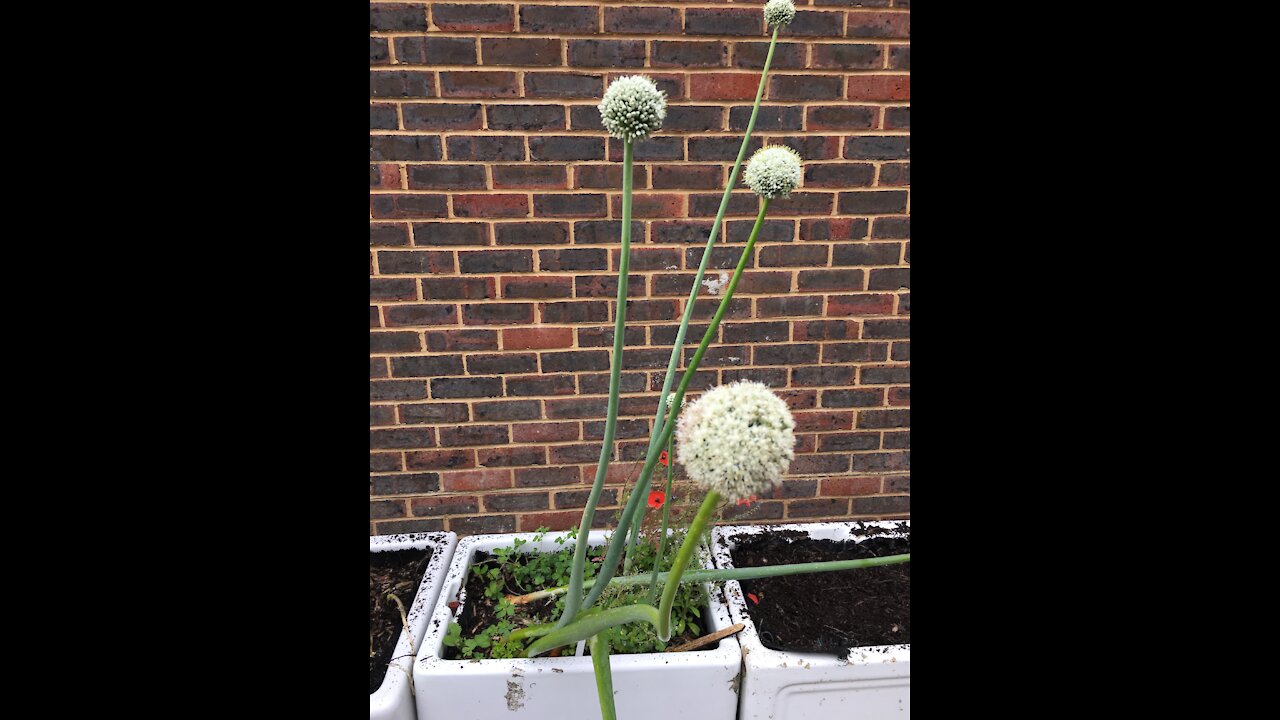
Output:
675 381 795 502
764 0 796 28
743 145 803 200
664 393 688 412
598 75 667 143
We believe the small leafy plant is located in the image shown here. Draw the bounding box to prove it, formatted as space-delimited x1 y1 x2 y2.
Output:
442 528 709 660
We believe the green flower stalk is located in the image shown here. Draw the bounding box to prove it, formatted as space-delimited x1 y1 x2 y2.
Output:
580 143 803 616
560 75 666 630
646 407 678 604
579 201 768 616
623 4 792 575
590 634 616 720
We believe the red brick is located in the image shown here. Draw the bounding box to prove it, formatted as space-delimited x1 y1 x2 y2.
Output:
431 4 514 32
793 411 855 432
485 492 551 512
502 327 574 350
794 434 817 454
492 166 567 189
442 468 513 491
477 446 547 468
511 421 580 443
821 477 883 497
515 465 581 488
593 461 644 486
501 276 574 299
689 73 761 101
846 11 911 39
793 319 859 340
789 498 852 518
846 75 911 101
829 294 896 316
438 71 519 98
371 163 402 189
517 510 581 532
608 193 684 219
411 495 480 517
604 7 681 34
405 448 475 470
450 515 517 534
480 38 561 66
453 194 529 219
790 454 851 475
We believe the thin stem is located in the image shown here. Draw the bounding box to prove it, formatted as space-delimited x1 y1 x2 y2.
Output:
589 634 616 720
560 140 634 628
646 433 676 604
579 200 772 615
658 491 720 642
507 553 912 606
624 26 782 568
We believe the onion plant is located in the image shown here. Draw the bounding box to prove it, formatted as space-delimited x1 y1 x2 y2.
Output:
520 3 910 717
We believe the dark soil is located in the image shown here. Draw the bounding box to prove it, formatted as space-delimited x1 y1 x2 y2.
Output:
446 550 561 659
447 547 709 659
730 524 909 659
370 548 433 694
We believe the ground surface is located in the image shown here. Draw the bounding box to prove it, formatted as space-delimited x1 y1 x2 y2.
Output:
730 525 909 658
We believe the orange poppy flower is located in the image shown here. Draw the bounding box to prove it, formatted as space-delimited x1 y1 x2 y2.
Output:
647 490 666 508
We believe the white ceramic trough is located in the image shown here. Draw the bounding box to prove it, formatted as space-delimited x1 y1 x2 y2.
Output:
371 532 459 720
711 521 910 720
415 530 741 720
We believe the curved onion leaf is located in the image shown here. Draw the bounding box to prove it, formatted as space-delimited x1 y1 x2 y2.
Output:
526 604 661 657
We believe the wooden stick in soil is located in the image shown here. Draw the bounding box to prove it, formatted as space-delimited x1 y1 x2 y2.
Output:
386 592 417 687
387 592 415 656
663 623 745 653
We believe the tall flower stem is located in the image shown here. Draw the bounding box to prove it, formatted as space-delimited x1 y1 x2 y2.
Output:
559 140 634 628
657 491 720 641
623 26 782 573
589 634 616 720
579 200 772 615
645 433 676 603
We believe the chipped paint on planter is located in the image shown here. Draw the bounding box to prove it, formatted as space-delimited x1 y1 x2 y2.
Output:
414 530 740 720
371 532 459 720
711 521 910 720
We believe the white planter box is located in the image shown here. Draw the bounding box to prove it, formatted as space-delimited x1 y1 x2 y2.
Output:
414 530 741 720
371 532 459 720
711 521 910 720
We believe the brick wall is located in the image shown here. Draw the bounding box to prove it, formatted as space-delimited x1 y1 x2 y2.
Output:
369 1 910 536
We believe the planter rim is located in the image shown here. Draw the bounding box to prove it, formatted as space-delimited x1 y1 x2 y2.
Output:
370 531 459 714
416 529 740 674
711 520 910 666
